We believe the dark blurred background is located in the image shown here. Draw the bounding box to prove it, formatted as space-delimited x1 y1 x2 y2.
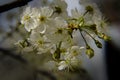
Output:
104 0 120 79
94 0 120 80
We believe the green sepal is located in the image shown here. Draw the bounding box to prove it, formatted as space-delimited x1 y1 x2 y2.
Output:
82 24 97 34
52 48 61 60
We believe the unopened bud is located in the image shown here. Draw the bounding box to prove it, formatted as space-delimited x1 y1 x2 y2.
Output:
95 40 102 48
85 5 94 14
98 33 111 41
86 45 94 58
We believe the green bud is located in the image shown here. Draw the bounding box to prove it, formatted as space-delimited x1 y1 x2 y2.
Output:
98 33 111 41
89 24 96 30
103 35 111 41
85 5 94 14
98 32 104 38
86 45 94 58
95 40 102 48
89 24 97 34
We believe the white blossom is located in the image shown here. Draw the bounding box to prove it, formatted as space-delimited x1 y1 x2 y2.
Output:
45 17 70 44
58 56 81 70
58 61 68 70
58 46 82 70
33 7 53 33
28 30 51 54
18 0 108 71
71 8 83 19
49 0 68 18
21 6 38 32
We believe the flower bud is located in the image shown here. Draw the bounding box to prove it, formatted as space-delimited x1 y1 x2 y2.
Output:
95 40 102 48
98 33 111 41
85 5 94 14
86 45 94 58
90 24 96 30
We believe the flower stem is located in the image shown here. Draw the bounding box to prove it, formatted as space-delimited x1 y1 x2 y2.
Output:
79 29 88 46
83 29 95 41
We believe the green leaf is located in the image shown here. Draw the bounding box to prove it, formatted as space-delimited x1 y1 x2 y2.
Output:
52 42 62 60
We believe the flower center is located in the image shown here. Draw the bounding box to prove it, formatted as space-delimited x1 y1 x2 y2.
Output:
57 28 63 34
24 15 31 22
39 16 46 22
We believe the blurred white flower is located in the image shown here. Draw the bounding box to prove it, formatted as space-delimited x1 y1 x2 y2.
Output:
33 7 53 33
21 6 38 32
58 46 82 70
46 17 70 44
58 56 81 70
58 61 68 70
18 0 108 71
49 0 68 18
28 30 51 54
71 8 83 19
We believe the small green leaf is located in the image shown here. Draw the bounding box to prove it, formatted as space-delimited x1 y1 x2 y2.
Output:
52 48 60 60
53 42 62 60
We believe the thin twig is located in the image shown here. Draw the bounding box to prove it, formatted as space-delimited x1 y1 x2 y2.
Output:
79 29 88 46
83 29 95 40
0 0 33 13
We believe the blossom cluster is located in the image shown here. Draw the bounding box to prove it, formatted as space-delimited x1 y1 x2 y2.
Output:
17 0 110 71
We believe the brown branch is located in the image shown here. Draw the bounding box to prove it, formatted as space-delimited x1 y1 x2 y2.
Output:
0 0 33 13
